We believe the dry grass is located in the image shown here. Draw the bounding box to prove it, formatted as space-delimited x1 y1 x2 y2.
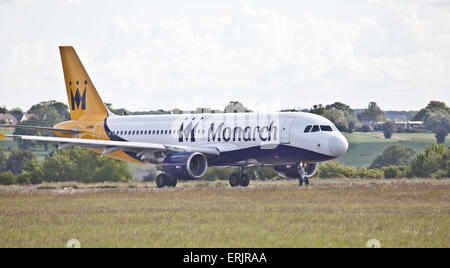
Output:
0 179 449 248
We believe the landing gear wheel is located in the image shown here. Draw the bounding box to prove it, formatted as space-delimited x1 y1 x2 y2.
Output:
298 176 304 187
167 176 178 187
156 174 168 188
229 173 239 187
304 177 309 186
239 173 250 187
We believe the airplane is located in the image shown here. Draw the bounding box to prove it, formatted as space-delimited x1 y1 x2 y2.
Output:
0 46 348 188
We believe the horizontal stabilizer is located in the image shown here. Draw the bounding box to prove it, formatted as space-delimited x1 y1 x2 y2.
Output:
0 124 81 134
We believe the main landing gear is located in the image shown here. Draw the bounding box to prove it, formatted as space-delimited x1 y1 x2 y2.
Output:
229 166 250 187
155 173 177 188
297 163 309 187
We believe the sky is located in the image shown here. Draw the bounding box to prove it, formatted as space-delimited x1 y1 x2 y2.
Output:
0 0 449 112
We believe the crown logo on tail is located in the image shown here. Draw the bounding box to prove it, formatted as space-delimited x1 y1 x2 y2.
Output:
70 80 87 110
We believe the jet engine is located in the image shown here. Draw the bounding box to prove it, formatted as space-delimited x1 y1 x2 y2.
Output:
273 163 318 179
161 152 208 180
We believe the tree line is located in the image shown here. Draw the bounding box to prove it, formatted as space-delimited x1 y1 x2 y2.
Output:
0 148 130 185
2 99 449 144
309 101 449 144
0 144 448 185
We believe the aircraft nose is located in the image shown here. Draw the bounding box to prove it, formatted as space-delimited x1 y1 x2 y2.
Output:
328 135 348 157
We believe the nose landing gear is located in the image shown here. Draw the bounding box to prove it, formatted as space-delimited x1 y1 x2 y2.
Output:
229 166 250 187
297 163 309 187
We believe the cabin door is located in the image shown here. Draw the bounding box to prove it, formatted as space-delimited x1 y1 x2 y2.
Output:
280 117 295 144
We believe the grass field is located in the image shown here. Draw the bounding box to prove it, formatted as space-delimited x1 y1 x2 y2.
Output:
0 179 448 248
339 132 449 167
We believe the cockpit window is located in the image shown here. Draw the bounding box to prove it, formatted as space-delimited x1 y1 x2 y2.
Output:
311 125 320 132
304 125 312 133
320 125 333 132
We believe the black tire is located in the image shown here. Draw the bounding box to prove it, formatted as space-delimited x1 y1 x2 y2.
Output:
229 173 239 187
298 176 304 187
239 173 250 187
304 177 309 186
156 174 167 188
168 176 178 187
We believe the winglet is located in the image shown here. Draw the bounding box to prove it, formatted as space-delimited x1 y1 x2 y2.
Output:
0 132 5 142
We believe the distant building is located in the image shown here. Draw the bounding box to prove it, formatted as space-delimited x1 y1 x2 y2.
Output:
224 101 251 113
194 108 222 114
171 108 183 115
23 114 37 121
195 107 212 114
0 114 18 124
375 120 425 130
0 113 37 125
407 121 425 129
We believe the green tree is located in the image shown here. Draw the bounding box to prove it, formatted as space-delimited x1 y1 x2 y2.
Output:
0 106 7 114
0 171 16 185
358 168 385 179
15 101 68 150
23 160 44 184
412 101 450 121
423 111 449 144
322 109 348 131
203 167 234 181
348 120 356 133
5 149 35 175
317 162 358 178
309 104 325 115
311 102 356 132
357 102 386 122
41 147 130 183
27 101 70 120
410 144 449 178
383 121 396 139
381 165 410 179
9 108 23 114
0 150 7 172
370 145 416 168
434 128 448 144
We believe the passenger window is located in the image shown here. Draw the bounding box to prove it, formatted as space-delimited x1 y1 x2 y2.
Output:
311 125 320 132
320 125 333 132
304 125 312 133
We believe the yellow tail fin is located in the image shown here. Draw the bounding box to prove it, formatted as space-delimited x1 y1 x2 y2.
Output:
0 132 5 142
60 46 107 121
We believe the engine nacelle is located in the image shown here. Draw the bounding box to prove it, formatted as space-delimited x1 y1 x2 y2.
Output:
273 163 318 179
161 152 208 180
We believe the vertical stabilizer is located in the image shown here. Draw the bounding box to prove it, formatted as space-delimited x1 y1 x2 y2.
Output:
59 46 107 121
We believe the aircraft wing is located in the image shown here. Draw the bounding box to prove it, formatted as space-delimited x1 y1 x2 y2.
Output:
0 133 220 157
0 124 81 134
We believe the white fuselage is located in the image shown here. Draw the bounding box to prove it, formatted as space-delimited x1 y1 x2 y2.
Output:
104 112 348 166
